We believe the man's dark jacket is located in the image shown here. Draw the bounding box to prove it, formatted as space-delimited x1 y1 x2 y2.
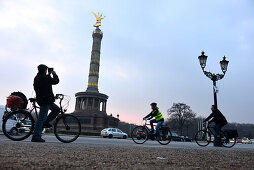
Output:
204 109 227 126
34 72 59 106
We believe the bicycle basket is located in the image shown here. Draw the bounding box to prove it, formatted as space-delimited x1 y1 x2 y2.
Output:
223 129 238 138
6 95 24 109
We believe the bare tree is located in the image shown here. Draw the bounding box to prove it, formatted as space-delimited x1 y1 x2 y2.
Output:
167 103 196 135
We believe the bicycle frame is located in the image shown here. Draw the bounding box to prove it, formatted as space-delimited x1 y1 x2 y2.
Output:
29 94 67 120
142 120 167 137
142 120 158 129
29 94 71 131
29 100 40 119
202 122 225 139
55 94 71 130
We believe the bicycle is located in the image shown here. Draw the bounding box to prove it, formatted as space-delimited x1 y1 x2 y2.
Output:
2 94 81 143
194 122 236 148
131 119 172 145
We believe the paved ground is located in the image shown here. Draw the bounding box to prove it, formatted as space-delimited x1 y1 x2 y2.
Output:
0 135 254 169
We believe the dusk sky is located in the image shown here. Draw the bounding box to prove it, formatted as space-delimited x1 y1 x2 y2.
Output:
0 0 253 124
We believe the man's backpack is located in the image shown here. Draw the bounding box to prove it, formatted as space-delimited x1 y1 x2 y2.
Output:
7 91 28 109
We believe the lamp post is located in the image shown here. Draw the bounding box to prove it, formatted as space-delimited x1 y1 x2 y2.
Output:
198 51 229 108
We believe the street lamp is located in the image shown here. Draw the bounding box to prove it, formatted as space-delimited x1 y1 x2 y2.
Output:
198 51 229 107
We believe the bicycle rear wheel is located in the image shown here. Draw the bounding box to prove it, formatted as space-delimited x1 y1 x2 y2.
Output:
2 110 34 141
221 132 236 148
194 130 211 147
54 114 81 143
158 128 172 145
131 126 148 144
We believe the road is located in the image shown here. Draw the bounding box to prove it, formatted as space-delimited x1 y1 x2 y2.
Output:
0 134 254 169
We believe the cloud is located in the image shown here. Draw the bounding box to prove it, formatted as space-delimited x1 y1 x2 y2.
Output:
0 0 74 71
0 0 253 124
115 69 129 79
0 0 61 33
0 49 9 58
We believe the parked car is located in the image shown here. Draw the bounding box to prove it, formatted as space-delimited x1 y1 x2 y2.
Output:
171 132 184 141
21 119 32 132
101 128 128 139
181 136 193 142
250 139 254 143
229 139 235 143
242 137 252 144
207 135 215 142
0 106 9 131
3 114 27 135
236 138 242 143
1 106 33 134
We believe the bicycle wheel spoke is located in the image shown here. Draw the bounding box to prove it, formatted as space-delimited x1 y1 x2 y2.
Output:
131 126 148 144
195 130 211 147
2 111 34 141
54 114 81 143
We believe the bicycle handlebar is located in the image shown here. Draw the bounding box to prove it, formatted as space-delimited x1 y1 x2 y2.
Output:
55 94 64 100
55 94 71 113
141 119 157 127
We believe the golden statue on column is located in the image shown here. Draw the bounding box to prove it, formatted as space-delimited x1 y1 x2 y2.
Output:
92 12 105 28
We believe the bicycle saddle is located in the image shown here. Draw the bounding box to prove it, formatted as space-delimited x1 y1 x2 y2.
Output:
160 125 169 128
161 125 168 127
29 98 36 102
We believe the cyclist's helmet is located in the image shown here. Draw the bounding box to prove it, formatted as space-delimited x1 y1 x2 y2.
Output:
150 103 157 107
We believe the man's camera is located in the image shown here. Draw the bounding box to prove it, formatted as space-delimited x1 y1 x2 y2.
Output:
48 68 54 72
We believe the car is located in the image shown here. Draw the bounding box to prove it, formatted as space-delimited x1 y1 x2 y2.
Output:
101 128 128 139
236 138 242 143
207 135 215 142
3 114 27 135
242 137 252 144
250 139 254 143
181 136 193 142
1 106 35 135
21 119 32 132
1 106 20 133
229 139 235 143
171 132 184 141
0 105 9 131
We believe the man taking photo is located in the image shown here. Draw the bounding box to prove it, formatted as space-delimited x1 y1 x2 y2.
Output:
31 64 60 142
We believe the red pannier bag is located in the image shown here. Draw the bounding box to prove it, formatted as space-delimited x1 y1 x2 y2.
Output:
6 95 24 109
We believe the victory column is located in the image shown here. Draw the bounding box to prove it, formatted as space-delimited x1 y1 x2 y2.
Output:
72 12 119 132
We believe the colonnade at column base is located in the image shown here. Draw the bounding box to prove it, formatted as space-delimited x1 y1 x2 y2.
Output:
71 91 119 132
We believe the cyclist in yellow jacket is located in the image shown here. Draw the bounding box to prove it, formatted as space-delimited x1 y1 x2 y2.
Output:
143 103 164 141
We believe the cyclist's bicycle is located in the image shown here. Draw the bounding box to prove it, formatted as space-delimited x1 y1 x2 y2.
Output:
131 119 172 145
2 94 81 143
194 122 236 148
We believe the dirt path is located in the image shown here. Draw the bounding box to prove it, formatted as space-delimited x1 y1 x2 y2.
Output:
0 140 253 169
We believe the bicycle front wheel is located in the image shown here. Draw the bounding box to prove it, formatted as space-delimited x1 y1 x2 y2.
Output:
194 130 211 147
2 110 34 141
131 126 148 144
54 114 81 143
158 128 172 145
